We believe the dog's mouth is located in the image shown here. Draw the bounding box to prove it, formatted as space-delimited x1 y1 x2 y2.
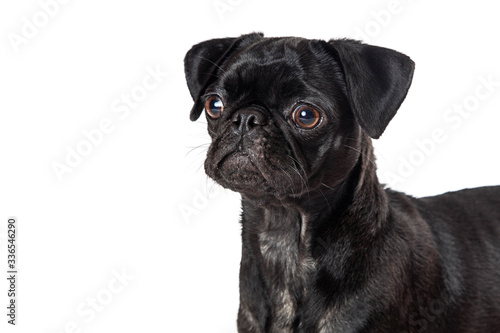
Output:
217 151 265 189
205 136 308 202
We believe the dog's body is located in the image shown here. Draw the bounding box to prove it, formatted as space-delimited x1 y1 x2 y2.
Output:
184 33 500 332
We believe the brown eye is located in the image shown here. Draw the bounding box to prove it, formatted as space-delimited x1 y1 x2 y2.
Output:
293 105 321 129
205 96 224 119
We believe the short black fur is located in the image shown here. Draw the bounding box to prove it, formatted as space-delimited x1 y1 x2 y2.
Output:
184 33 500 332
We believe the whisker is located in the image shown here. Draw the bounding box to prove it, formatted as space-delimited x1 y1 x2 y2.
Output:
196 162 205 173
205 177 220 199
317 186 332 211
279 166 297 198
287 155 308 180
288 165 308 197
185 143 210 158
286 156 309 194
343 144 377 167
196 55 227 75
320 183 335 190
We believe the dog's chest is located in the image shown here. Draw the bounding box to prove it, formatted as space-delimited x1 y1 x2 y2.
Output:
255 209 316 330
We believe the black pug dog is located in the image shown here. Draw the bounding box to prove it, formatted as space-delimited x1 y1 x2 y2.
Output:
184 33 500 332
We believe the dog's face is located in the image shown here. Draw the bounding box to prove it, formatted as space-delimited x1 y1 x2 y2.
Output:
196 37 358 204
184 33 415 205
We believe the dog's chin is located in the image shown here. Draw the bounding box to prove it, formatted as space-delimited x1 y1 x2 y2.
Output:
217 152 266 190
206 151 305 206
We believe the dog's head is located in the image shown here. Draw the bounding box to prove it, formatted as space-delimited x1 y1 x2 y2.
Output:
184 33 414 205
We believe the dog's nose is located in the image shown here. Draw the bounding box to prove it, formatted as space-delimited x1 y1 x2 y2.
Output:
232 109 268 133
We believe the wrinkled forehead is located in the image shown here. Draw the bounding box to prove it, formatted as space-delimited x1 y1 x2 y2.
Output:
212 38 328 108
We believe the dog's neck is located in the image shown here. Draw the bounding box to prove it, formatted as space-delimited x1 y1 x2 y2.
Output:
240 134 389 326
243 133 388 236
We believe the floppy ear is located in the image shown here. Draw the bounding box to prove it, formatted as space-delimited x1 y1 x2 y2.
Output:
328 39 415 139
184 33 264 121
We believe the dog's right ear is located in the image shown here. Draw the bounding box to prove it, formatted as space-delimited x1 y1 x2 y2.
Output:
184 33 264 121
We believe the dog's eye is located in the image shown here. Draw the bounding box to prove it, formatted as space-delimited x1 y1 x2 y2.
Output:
293 105 321 129
205 96 224 119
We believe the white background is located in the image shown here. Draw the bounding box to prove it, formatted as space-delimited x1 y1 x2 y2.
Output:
1 0 499 332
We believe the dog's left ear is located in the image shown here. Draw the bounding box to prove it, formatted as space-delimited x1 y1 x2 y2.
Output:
328 39 415 139
184 33 264 121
